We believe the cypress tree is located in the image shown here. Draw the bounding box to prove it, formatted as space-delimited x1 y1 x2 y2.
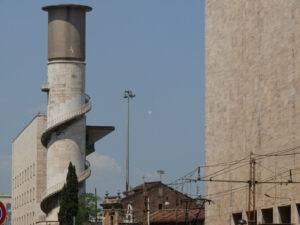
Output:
58 162 79 225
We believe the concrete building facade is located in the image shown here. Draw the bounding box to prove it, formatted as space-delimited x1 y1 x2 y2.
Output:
11 115 47 225
206 1 300 224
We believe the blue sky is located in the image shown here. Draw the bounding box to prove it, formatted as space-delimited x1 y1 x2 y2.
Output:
0 0 205 198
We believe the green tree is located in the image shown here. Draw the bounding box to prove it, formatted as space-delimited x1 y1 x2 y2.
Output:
76 193 102 225
58 162 79 225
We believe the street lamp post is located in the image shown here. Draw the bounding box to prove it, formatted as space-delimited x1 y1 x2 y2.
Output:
124 90 135 192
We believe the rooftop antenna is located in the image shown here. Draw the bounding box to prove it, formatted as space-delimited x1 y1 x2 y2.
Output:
157 170 165 182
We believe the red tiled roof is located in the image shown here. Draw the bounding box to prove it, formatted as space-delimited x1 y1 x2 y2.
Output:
150 209 205 223
123 182 162 197
132 182 161 192
123 181 192 201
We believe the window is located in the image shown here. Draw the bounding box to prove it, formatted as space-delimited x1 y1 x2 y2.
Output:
158 187 163 197
262 208 273 224
126 203 134 223
232 212 242 225
246 211 257 224
158 203 163 210
296 204 300 223
278 205 291 224
110 214 114 225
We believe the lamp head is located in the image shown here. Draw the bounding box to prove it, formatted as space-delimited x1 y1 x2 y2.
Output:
124 90 135 98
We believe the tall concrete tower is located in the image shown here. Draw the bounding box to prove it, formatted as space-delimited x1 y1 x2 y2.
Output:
40 4 114 221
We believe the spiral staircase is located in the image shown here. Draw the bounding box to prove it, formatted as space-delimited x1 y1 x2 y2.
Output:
40 93 114 214
40 94 91 213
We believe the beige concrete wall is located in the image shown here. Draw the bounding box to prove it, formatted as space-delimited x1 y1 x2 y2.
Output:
206 0 300 224
12 115 47 225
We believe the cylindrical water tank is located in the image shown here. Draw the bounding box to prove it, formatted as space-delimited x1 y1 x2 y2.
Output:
42 4 92 61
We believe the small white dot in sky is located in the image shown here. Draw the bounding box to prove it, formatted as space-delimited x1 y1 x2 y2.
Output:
148 110 152 115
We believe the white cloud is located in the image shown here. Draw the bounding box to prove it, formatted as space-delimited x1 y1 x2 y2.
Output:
87 153 121 173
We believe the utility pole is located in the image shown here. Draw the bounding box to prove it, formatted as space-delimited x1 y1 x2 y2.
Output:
124 90 135 192
175 193 178 225
143 176 148 225
147 197 150 225
157 170 165 182
95 187 97 223
247 153 256 225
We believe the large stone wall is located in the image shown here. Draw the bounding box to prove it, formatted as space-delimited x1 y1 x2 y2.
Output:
206 1 300 224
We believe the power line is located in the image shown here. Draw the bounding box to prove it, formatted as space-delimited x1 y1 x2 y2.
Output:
169 145 300 201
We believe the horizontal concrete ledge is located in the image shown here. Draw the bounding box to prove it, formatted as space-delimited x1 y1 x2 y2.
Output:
42 4 92 12
47 60 86 65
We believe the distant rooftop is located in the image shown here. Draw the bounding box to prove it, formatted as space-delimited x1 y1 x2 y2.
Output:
151 209 205 223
